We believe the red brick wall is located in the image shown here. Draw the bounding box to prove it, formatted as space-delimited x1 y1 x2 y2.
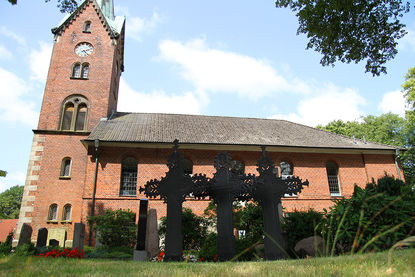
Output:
37 1 122 131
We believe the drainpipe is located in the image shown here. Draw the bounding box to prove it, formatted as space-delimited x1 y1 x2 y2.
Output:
88 139 100 246
394 149 402 180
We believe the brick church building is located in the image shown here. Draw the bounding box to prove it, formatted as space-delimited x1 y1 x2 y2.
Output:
16 0 404 246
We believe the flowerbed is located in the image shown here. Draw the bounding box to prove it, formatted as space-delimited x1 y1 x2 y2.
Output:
37 247 84 258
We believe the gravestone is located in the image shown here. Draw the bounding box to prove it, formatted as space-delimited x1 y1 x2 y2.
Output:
145 208 159 258
94 230 101 248
18 223 32 246
36 228 48 247
134 199 148 261
47 228 67 247
49 239 59 247
73 223 85 250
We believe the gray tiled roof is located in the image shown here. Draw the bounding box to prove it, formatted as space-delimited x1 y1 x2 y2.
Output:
86 112 397 151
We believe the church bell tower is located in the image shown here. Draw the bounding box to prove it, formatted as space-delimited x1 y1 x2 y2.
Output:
16 0 125 245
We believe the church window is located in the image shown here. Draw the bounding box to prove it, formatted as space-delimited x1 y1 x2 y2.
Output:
48 204 58 221
62 204 72 221
81 63 89 78
231 160 245 175
120 157 137 196
72 63 81 78
326 162 341 196
183 158 193 176
280 161 293 178
83 21 91 33
60 158 71 177
59 95 89 131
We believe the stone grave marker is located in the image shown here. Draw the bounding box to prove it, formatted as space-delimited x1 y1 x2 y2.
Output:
49 239 59 247
134 199 148 261
47 228 67 247
145 208 159 258
73 223 85 250
18 223 32 246
36 228 48 247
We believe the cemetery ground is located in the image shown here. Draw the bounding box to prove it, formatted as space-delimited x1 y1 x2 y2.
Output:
0 248 414 276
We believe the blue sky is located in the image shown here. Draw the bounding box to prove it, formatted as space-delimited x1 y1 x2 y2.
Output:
1 0 414 192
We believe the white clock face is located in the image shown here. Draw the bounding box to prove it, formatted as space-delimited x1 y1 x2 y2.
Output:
75 42 93 57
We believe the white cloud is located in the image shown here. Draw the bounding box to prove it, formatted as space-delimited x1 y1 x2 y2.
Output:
115 6 161 41
117 78 203 114
158 38 298 99
398 26 415 52
269 84 365 127
0 171 26 193
0 44 12 59
0 67 38 126
378 90 406 117
0 26 26 46
29 41 52 83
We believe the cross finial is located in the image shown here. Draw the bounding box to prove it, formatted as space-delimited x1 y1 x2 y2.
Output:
261 146 266 157
173 139 179 153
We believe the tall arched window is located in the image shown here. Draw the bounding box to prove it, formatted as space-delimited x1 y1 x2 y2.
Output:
280 161 293 178
72 63 81 78
120 157 137 196
81 63 89 78
48 204 58 221
60 157 71 177
83 21 91 33
59 95 89 131
62 204 72 221
326 162 341 196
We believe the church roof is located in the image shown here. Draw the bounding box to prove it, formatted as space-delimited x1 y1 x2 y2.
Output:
52 0 125 38
85 112 397 152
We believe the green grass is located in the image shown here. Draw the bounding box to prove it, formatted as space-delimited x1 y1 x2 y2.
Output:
1 249 414 277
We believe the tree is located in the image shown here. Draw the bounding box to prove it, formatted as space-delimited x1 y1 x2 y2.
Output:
402 67 415 185
0 185 23 219
275 0 412 75
7 0 78 13
0 170 6 177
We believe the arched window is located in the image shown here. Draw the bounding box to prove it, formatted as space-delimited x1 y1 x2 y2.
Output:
48 204 58 221
280 161 293 178
183 158 193 176
62 204 72 221
231 160 245 175
326 162 341 196
62 103 74 130
59 95 89 131
60 157 71 177
83 21 91 33
120 157 137 196
72 63 81 78
81 63 89 78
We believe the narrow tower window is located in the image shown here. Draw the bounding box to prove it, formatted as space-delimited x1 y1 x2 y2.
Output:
81 63 89 78
62 204 72 221
48 204 58 221
60 157 72 177
120 157 138 196
62 103 74 130
83 21 91 33
75 104 87 131
72 63 81 78
326 162 341 196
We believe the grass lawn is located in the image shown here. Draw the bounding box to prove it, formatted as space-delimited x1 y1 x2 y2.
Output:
0 249 414 277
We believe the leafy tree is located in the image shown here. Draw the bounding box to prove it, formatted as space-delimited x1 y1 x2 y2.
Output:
402 67 415 185
0 171 6 177
275 0 412 75
0 185 23 219
87 209 136 248
7 0 78 13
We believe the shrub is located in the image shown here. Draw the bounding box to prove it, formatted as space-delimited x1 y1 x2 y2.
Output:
198 232 217 261
0 231 13 255
281 209 323 256
322 175 415 254
87 209 136 248
14 243 36 256
159 208 208 251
